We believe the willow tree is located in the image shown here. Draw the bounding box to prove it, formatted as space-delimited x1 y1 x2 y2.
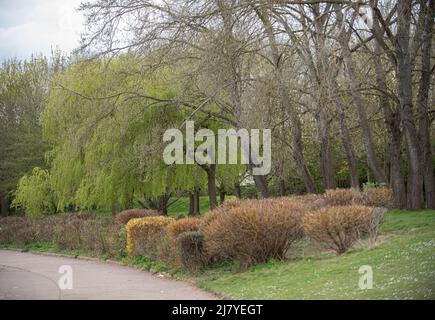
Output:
42 55 192 213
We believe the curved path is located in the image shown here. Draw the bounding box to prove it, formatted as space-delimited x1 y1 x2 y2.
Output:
0 250 216 300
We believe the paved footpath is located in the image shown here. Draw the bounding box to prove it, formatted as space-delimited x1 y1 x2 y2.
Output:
0 250 217 300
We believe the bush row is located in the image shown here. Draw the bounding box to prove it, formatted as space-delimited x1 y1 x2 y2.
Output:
1 188 390 271
125 188 389 270
0 213 126 258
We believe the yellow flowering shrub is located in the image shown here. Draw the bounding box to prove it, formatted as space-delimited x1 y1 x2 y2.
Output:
126 216 174 260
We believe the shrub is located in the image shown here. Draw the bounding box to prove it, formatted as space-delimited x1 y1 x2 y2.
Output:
363 188 393 208
360 207 386 244
176 231 206 271
167 217 202 264
31 216 60 243
52 217 84 250
0 217 34 244
167 217 202 243
302 205 378 255
203 198 306 268
80 218 127 257
0 214 127 258
115 208 158 225
218 198 244 210
126 216 174 261
289 194 327 210
323 188 363 206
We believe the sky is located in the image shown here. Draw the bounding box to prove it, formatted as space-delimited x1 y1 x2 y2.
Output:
0 0 84 61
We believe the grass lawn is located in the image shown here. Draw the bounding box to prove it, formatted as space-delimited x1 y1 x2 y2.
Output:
193 210 435 300
167 196 211 216
88 196 214 217
167 195 235 217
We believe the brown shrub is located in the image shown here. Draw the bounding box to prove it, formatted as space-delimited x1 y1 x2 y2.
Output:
362 207 386 244
0 214 127 258
176 231 206 272
302 205 378 255
323 188 363 206
218 198 244 210
31 216 61 243
289 194 327 210
115 208 158 225
52 217 84 250
81 218 126 257
363 188 393 208
167 217 202 264
0 217 34 244
203 198 306 268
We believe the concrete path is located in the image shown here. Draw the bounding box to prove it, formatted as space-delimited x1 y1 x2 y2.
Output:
0 250 216 300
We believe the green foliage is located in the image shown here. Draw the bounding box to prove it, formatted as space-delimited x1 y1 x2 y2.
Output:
363 182 388 190
41 56 200 212
12 167 55 217
0 57 51 214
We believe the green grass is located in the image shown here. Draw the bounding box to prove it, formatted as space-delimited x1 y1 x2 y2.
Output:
167 196 211 216
193 210 435 300
167 195 235 217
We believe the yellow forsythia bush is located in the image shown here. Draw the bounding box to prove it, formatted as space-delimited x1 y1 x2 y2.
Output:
126 216 174 259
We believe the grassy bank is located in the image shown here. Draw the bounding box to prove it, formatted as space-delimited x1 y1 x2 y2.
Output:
192 210 435 299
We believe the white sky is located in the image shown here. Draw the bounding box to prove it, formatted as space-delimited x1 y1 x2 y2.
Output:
0 0 84 61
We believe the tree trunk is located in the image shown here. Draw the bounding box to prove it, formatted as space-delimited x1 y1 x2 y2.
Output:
0 192 8 216
417 0 435 209
188 192 195 216
334 96 360 189
396 0 424 210
374 42 407 208
158 194 169 215
188 189 201 216
204 164 218 210
291 112 317 193
194 185 201 215
235 182 242 198
279 177 286 196
255 7 316 194
111 203 118 217
337 30 387 184
219 190 226 204
316 106 336 190
252 171 270 198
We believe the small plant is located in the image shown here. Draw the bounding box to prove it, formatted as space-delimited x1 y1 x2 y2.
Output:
176 231 206 271
167 217 202 264
362 207 386 244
